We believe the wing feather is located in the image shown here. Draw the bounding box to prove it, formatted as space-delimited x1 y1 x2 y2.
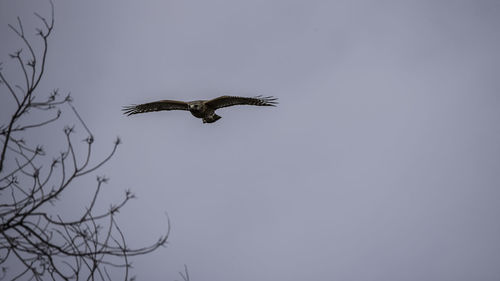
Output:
122 100 189 116
205 95 278 109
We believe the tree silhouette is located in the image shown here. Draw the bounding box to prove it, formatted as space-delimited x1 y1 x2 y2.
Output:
0 2 169 280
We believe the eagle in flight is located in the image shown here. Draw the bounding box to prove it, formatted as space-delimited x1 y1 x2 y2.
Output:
123 95 277 123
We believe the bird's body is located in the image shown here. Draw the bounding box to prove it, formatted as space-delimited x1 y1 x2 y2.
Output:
186 100 220 123
123 95 277 123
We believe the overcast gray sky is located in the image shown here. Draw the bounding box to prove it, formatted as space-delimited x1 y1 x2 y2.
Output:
1 0 500 280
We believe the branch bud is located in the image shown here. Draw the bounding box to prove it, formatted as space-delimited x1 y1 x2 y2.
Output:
35 145 44 155
63 125 74 135
97 175 109 184
85 135 94 144
65 94 72 102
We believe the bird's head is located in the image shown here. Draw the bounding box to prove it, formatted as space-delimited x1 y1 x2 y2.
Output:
189 103 203 111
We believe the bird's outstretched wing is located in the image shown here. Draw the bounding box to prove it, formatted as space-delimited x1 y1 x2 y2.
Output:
205 95 278 109
122 100 189 116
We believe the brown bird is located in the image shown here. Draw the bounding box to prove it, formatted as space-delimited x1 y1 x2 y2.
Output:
123 95 277 123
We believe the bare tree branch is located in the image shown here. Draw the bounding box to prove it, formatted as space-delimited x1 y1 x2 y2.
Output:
179 264 190 281
0 2 170 280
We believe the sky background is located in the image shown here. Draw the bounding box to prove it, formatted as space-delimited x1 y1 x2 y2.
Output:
1 0 500 280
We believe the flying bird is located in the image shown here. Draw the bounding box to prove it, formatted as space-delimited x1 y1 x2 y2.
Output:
123 95 278 123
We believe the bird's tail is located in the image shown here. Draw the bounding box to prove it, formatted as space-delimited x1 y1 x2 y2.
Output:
203 114 221 124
